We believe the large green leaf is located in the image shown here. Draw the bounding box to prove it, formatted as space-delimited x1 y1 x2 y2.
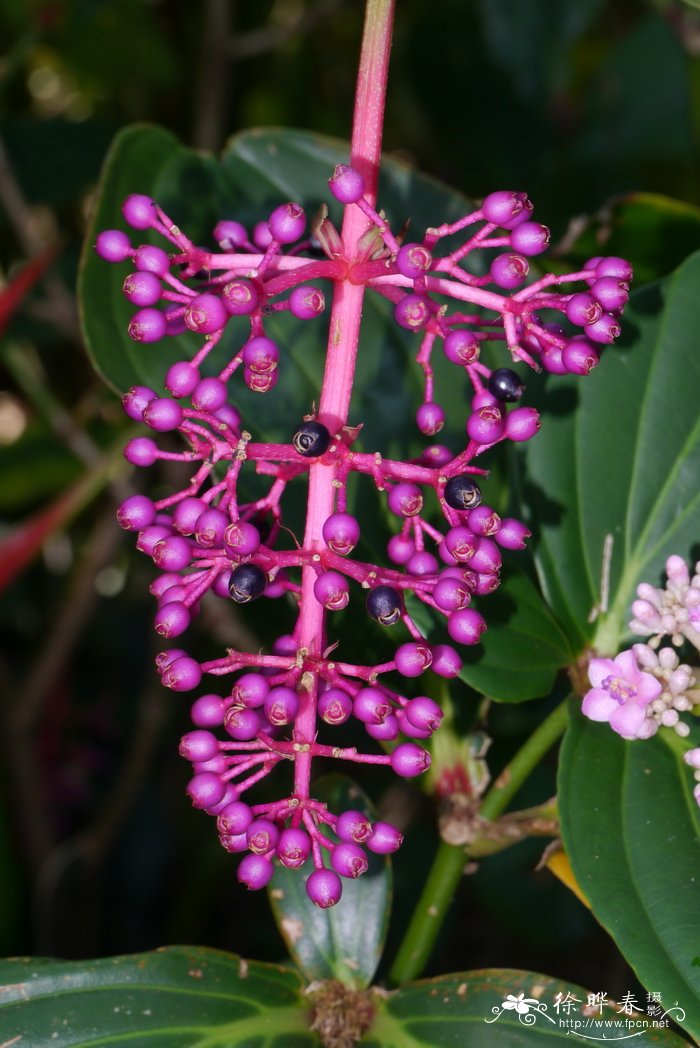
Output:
0 945 316 1046
367 969 691 1046
523 251 700 655
268 776 391 989
559 709 700 1042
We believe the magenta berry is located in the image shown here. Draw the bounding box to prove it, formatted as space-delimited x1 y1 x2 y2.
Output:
277 828 311 869
367 822 403 854
496 518 531 550
318 687 353 725
314 571 350 611
394 642 433 677
122 385 156 421
490 253 529 289
222 277 260 315
179 730 219 763
217 801 254 837
394 293 432 331
214 220 248 250
95 229 131 262
466 405 505 444
155 601 191 638
173 497 206 535
289 285 325 320
328 164 365 203
122 194 155 229
192 377 228 412
238 854 274 891
322 513 360 555
263 686 299 726
429 643 463 678
585 313 621 344
224 522 261 557
481 190 533 228
387 482 423 517
405 696 443 733
165 361 200 398
191 694 226 727
184 293 228 334
443 329 480 365
268 202 306 244
387 534 416 565
353 686 392 725
123 270 161 307
186 772 226 810
306 868 342 908
504 406 541 442
242 336 279 374
224 706 262 741
510 221 550 256
331 842 369 878
566 292 602 327
231 673 270 709
143 398 183 432
390 742 431 778
396 242 432 279
562 339 600 375
416 401 445 435
134 244 169 275
195 508 228 548
447 607 487 646
336 810 372 843
128 307 167 343
117 495 156 531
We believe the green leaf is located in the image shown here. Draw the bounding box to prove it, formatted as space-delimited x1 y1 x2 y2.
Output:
559 709 700 1041
366 969 690 1046
268 775 391 988
0 945 317 1046
563 192 700 285
523 251 700 656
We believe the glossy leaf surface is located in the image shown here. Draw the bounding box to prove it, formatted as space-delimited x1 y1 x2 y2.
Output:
559 709 700 1042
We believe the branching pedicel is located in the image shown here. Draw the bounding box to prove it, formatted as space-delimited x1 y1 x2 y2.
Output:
96 7 631 907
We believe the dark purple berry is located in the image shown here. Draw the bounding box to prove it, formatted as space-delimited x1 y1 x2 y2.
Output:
229 564 267 603
366 585 402 626
487 368 525 402
444 475 483 511
292 420 331 457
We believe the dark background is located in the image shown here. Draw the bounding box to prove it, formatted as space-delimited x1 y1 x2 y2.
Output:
0 0 698 993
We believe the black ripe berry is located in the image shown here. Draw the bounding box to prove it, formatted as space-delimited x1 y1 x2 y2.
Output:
229 563 267 603
292 420 331 458
487 367 525 402
366 585 402 626
444 475 483 511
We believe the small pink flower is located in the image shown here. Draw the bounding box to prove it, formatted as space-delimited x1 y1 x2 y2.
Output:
582 650 662 740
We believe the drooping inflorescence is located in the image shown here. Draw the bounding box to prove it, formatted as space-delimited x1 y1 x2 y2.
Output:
99 166 632 905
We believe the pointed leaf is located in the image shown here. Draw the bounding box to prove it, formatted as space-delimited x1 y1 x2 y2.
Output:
0 946 316 1046
268 775 391 988
367 969 690 1046
559 709 700 1041
523 252 700 656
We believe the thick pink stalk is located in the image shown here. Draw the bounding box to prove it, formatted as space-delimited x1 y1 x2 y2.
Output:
292 0 395 798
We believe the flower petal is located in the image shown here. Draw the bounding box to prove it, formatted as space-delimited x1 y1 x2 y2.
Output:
636 670 663 704
609 700 646 740
613 649 640 684
582 687 617 722
588 658 619 689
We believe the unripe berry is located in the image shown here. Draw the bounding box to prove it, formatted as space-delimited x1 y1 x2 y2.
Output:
584 313 621 344
224 706 262 741
191 694 226 727
406 551 439 576
318 687 353 725
469 537 502 575
416 402 445 435
591 276 629 312
173 497 206 535
490 253 529 289
122 385 156 420
217 801 254 836
366 585 402 626
562 339 600 375
466 405 505 444
387 534 416 565
143 398 183 432
443 329 480 365
566 292 602 327
186 772 226 810
134 244 170 275
247 818 280 855
332 842 369 878
263 686 299 726
268 202 306 244
165 361 200 398
353 686 392 725
488 368 525 402
396 242 433 279
387 483 423 517
229 564 267 603
405 696 443 733
152 535 191 572
214 220 248 249
329 164 365 204
322 513 360 555
195 507 228 548
122 194 155 229
395 709 431 740
162 655 201 694
179 730 219 763
117 495 156 531
242 336 279 374
128 307 167 343
495 518 531 550
390 742 431 777
314 570 350 611
595 256 633 281
505 406 541 442
336 810 372 843
244 367 278 393
238 854 274 891
219 832 250 854
95 229 131 262
429 643 463 678
434 575 471 613
394 293 432 331
468 505 501 536
154 601 191 638
222 277 260 315
184 293 227 335
306 868 342 908
421 445 453 468
365 714 400 740
123 270 161 307
509 221 550 256
394 642 433 677
192 377 228 412
253 221 273 249
292 420 331 457
224 521 261 557
231 673 270 709
444 475 483 511
289 286 325 320
277 828 311 869
481 190 533 229
367 821 403 854
447 608 487 646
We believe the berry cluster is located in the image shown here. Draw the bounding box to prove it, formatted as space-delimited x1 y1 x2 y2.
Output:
100 166 631 906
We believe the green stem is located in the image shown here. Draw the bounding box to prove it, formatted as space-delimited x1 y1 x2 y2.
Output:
388 698 571 986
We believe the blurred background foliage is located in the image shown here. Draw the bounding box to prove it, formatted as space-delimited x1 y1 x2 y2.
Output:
0 0 699 993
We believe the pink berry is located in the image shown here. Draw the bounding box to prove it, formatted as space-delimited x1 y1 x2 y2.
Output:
447 608 487 646
128 307 167 343
268 202 306 244
396 243 432 279
443 329 480 365
238 854 274 891
306 868 342 908
390 742 431 778
328 164 365 204
222 278 260 315
394 294 432 331
322 513 360 556
95 229 131 262
184 293 228 335
331 842 368 879
387 482 423 517
367 821 403 854
122 194 155 230
289 286 325 320
394 642 433 677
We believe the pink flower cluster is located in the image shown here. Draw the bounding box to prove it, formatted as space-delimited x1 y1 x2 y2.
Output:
99 168 631 905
